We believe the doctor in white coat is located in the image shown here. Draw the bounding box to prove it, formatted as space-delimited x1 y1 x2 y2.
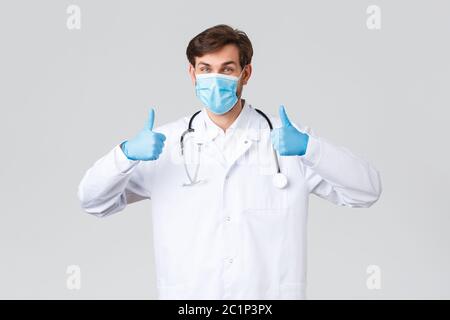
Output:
78 24 382 300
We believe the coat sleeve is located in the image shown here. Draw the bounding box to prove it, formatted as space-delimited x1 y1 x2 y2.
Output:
77 143 153 217
300 127 382 208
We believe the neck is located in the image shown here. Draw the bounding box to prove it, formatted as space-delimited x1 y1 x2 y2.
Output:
206 98 245 132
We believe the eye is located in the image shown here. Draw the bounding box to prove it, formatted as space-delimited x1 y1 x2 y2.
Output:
223 67 234 73
200 67 210 73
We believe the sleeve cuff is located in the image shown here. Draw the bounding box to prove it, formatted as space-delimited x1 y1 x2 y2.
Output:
113 143 140 174
301 134 322 168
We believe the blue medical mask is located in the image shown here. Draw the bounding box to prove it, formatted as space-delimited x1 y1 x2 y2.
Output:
195 67 245 115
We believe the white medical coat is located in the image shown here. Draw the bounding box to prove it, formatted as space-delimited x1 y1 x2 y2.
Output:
77 100 382 300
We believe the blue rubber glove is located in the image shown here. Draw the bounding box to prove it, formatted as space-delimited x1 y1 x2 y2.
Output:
121 108 166 161
271 105 309 156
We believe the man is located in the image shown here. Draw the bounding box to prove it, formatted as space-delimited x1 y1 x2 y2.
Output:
78 24 382 299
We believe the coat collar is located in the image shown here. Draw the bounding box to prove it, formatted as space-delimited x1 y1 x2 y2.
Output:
193 100 261 144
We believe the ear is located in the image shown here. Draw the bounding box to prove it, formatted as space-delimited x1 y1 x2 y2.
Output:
242 64 252 85
188 64 196 85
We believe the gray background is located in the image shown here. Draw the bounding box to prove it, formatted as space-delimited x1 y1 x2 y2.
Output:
0 0 449 299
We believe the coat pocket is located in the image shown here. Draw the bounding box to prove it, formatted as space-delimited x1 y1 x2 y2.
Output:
238 165 290 211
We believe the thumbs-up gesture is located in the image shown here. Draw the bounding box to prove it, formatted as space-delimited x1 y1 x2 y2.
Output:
121 108 166 161
270 105 309 156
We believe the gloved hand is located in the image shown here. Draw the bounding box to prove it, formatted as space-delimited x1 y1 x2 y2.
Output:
271 105 309 156
121 108 166 161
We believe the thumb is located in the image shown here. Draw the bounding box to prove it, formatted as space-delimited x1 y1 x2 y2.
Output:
146 108 155 131
279 105 292 127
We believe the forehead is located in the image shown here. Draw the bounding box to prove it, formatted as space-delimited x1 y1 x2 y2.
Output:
195 43 240 66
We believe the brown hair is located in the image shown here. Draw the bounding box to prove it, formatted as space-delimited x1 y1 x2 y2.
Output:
186 24 253 69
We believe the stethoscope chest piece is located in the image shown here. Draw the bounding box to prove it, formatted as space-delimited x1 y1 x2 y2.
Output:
273 172 288 189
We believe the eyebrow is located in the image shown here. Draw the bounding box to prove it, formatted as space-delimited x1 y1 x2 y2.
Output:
197 61 238 67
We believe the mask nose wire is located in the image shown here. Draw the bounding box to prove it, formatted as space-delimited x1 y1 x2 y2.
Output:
194 64 246 79
193 64 247 97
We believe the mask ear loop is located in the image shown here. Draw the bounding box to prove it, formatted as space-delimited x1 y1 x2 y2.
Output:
238 64 246 80
236 64 247 100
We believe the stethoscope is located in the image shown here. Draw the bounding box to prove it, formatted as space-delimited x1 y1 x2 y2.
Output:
180 108 288 189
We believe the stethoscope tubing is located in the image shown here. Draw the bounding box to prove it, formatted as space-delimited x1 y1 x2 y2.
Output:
180 107 285 187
